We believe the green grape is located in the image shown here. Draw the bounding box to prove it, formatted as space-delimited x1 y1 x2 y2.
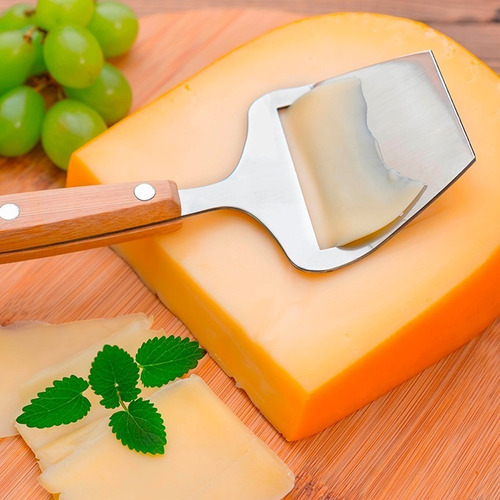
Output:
0 86 45 157
35 0 94 31
0 3 35 31
87 1 138 58
29 28 46 75
41 99 106 170
64 63 132 124
43 24 103 89
0 30 35 95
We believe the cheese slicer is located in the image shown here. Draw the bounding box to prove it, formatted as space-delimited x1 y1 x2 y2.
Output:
0 51 474 271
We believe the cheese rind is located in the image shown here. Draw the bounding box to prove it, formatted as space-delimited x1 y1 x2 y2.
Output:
39 376 295 500
68 13 500 439
0 314 150 437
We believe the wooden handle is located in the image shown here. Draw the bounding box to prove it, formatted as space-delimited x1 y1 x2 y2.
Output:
0 181 182 264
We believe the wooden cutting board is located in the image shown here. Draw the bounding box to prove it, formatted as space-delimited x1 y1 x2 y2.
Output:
0 9 498 499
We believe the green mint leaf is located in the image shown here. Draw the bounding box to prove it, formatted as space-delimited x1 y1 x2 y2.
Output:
89 345 140 409
109 398 166 455
136 336 205 387
16 376 91 428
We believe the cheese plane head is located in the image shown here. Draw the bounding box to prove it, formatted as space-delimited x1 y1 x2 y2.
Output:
179 51 474 272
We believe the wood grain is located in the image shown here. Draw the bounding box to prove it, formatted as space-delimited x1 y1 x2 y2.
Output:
0 181 181 263
2 0 491 23
0 0 498 71
0 0 498 67
0 9 499 500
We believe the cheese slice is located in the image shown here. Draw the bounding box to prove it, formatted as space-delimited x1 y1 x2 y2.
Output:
0 314 150 437
281 77 424 248
37 417 107 470
16 319 159 451
67 14 500 439
39 375 295 500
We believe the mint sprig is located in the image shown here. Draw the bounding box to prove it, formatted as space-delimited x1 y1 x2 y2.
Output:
17 376 91 428
89 345 140 408
110 398 166 455
16 336 206 455
136 336 206 387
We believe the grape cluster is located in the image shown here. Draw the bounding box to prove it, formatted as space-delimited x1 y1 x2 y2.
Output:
0 0 138 169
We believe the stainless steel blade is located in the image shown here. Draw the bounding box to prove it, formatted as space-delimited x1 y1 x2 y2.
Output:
179 51 475 272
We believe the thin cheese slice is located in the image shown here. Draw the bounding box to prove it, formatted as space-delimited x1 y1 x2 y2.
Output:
16 319 159 451
39 376 295 500
37 417 107 470
0 314 150 437
281 77 424 248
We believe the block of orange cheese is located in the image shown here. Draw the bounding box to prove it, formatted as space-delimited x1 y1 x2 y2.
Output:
67 13 500 440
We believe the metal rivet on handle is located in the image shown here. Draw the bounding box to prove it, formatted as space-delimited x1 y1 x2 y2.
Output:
0 203 20 221
134 183 156 202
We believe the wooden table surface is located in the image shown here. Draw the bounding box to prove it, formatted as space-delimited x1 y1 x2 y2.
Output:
0 2 498 500
145 0 500 75
133 0 500 75
0 0 498 73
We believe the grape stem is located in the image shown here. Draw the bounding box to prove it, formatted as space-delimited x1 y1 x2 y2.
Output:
29 73 59 93
23 26 47 45
23 27 37 43
32 81 48 92
56 85 65 101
